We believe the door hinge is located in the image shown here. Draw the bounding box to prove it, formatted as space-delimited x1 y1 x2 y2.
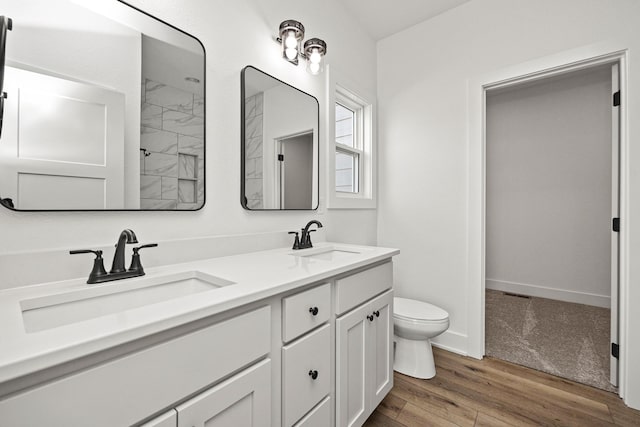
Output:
612 343 619 359
277 154 284 161
613 91 621 107
613 217 620 233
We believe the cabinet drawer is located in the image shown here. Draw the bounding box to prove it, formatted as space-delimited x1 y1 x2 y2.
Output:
294 396 331 427
282 283 330 342
0 306 271 427
282 324 331 426
335 262 392 315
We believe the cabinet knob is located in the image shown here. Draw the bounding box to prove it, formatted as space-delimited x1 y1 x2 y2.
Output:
309 306 319 316
308 370 318 380
374 310 380 318
367 314 374 322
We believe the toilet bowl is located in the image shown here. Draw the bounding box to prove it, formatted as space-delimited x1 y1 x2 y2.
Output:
393 297 449 379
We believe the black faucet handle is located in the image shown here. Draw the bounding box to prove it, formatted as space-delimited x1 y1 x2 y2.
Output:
70 249 102 256
70 249 108 284
133 243 158 253
288 231 300 250
129 243 158 274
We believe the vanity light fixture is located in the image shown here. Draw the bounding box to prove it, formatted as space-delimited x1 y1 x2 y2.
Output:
277 20 327 74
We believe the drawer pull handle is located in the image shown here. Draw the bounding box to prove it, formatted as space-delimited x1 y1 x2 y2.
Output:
308 370 319 380
309 306 319 316
374 310 380 318
367 314 374 322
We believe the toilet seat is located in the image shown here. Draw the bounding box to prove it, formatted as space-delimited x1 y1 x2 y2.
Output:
394 297 448 322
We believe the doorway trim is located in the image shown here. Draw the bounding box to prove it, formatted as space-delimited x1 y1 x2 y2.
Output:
466 44 628 397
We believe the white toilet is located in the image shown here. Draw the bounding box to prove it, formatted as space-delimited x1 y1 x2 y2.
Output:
393 297 449 379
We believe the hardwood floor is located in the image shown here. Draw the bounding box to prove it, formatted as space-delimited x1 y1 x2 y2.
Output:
363 348 640 426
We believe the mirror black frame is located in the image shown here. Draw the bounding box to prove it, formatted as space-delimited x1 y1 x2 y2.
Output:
240 65 319 211
0 0 206 212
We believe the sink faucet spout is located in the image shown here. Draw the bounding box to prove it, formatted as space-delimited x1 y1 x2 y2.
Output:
110 229 138 273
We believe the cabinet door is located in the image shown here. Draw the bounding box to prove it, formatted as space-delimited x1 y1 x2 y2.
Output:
176 359 271 427
336 301 371 427
369 290 394 409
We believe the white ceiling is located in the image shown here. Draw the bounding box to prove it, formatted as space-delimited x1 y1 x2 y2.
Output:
343 0 472 40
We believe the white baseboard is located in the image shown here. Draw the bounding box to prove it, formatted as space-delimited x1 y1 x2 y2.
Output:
431 330 469 357
486 278 610 308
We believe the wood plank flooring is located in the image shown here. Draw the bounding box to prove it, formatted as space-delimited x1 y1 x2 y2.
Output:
363 348 640 426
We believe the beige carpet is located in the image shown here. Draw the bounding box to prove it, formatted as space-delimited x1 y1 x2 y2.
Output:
485 290 616 392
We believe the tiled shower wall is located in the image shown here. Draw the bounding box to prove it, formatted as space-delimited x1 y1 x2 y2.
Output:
140 78 204 210
244 92 264 209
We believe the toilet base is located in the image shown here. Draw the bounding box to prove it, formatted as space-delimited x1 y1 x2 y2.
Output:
393 334 436 379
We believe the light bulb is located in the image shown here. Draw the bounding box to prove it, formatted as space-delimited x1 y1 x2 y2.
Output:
309 48 321 64
309 62 320 74
285 31 298 49
285 47 298 60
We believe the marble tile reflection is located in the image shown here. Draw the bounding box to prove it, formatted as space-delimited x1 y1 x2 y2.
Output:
245 178 263 200
193 95 204 118
146 80 194 113
162 177 178 200
245 115 263 139
197 178 204 203
144 152 178 177
178 202 202 210
141 103 163 130
141 126 178 154
179 154 196 179
179 179 196 203
178 135 204 156
140 175 161 199
245 137 262 159
247 198 263 209
163 110 204 139
141 199 177 210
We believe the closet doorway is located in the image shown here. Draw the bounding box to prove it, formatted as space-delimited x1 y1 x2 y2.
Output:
484 62 620 392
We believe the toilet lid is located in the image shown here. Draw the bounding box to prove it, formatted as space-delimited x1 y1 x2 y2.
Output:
394 297 449 321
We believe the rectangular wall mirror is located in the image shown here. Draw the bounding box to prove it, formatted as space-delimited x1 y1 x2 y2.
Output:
0 0 205 211
241 66 318 210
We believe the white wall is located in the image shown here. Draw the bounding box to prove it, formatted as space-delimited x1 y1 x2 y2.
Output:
486 66 612 308
0 0 377 261
377 0 640 408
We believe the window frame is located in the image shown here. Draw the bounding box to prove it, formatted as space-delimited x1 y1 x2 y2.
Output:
327 72 376 209
335 100 362 194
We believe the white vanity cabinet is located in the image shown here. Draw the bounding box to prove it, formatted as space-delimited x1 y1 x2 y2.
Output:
0 306 272 427
0 249 397 427
335 263 394 427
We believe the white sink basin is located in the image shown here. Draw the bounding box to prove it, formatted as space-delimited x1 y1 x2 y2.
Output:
21 271 234 333
291 246 362 261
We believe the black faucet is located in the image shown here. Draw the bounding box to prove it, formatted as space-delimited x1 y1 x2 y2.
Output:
111 229 138 273
70 229 157 284
297 220 323 249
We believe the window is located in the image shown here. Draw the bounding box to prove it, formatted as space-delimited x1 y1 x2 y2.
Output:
335 103 360 193
329 84 374 208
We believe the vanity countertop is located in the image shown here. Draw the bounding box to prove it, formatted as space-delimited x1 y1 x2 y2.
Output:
0 242 398 384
